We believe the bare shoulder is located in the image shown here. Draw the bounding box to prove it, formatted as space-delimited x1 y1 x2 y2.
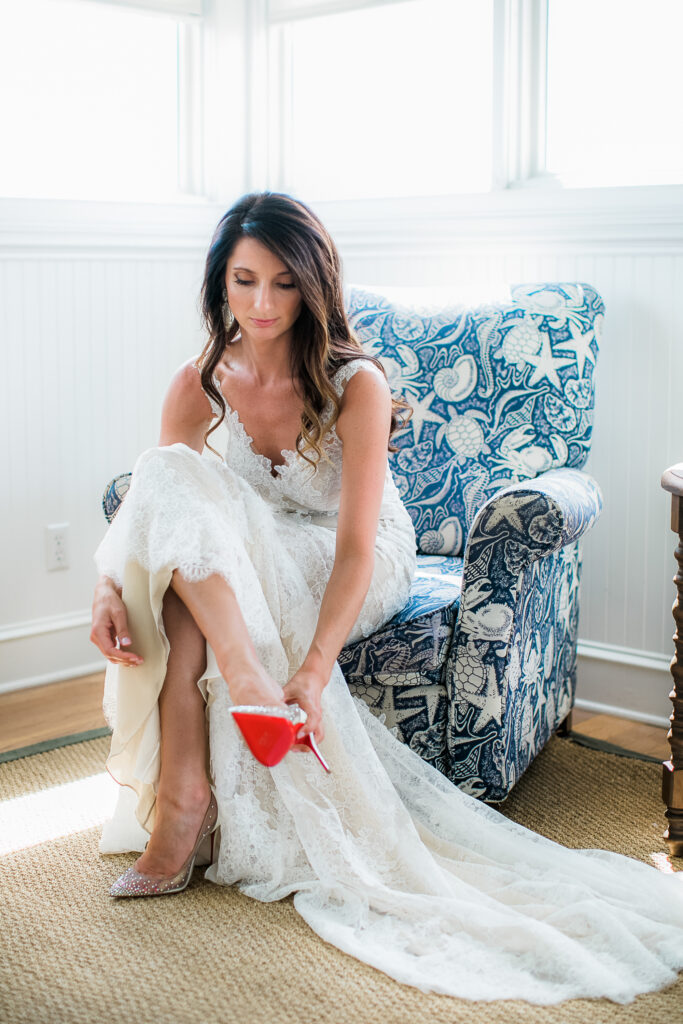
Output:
164 357 209 409
338 361 391 409
159 357 214 449
336 361 391 442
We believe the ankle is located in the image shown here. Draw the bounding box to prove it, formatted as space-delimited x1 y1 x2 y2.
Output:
156 779 211 815
220 650 263 687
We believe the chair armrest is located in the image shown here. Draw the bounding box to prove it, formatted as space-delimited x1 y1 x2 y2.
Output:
103 473 132 524
464 467 602 575
458 468 602 641
444 469 601 797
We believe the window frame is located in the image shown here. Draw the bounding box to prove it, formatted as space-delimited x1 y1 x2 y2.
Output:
258 0 553 200
0 0 207 207
259 0 683 199
2 0 682 240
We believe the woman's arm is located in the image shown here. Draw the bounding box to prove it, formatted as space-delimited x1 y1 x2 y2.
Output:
283 367 392 739
90 360 214 665
90 575 144 666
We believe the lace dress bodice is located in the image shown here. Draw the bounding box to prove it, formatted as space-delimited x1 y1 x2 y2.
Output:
204 358 403 521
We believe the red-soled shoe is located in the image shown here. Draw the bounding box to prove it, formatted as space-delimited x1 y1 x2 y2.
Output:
229 704 331 773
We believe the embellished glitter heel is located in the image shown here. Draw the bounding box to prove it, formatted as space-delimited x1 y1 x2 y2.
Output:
109 792 219 899
229 704 331 772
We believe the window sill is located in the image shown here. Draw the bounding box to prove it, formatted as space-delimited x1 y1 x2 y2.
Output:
313 183 683 250
0 195 226 253
2 183 682 253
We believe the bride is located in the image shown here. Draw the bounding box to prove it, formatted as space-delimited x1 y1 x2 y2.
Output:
91 191 683 1005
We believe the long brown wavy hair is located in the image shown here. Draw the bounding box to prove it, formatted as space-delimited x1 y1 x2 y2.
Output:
197 192 411 467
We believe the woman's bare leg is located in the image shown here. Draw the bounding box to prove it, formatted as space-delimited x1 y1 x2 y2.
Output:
134 572 285 878
135 588 211 877
170 571 287 708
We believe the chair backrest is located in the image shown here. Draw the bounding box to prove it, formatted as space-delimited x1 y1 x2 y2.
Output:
345 283 603 558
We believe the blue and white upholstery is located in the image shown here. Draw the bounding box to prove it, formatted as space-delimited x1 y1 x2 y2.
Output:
103 283 603 802
338 283 603 801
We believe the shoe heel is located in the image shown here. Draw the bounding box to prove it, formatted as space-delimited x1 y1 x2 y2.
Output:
302 732 331 773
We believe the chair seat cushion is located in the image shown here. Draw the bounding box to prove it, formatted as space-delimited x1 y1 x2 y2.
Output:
339 555 462 768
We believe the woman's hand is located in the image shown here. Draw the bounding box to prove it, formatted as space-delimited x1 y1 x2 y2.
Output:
90 576 144 666
282 667 327 747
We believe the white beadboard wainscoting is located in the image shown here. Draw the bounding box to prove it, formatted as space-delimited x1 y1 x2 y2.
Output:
1 190 681 731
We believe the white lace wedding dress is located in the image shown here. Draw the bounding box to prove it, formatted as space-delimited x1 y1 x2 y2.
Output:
96 359 683 1005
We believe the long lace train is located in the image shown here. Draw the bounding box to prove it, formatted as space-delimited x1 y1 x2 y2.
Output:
96 444 683 1005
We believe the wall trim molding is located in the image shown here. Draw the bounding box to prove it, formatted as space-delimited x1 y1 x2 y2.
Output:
0 661 106 697
577 639 671 674
2 185 683 256
0 610 92 644
0 196 219 256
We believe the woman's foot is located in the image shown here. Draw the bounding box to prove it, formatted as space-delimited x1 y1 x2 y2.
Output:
134 781 212 878
227 660 287 710
109 791 218 898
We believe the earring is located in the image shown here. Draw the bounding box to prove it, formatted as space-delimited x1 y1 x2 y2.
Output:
221 290 234 330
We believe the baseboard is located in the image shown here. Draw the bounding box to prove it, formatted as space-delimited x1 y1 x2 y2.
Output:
0 609 91 643
576 645 672 728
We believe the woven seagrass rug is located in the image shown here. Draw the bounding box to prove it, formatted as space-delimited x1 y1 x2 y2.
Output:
0 735 681 1024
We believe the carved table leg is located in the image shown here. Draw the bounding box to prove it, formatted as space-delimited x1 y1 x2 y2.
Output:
663 490 683 857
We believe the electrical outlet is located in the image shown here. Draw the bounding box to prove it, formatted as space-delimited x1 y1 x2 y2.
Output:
46 523 69 571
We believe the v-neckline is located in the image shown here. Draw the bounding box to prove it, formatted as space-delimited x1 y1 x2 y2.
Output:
212 364 344 481
212 372 297 480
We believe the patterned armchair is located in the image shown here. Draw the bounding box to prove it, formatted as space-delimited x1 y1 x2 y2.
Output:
337 283 603 801
103 282 603 803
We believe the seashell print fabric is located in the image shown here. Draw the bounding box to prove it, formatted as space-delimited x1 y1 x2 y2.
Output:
346 283 603 558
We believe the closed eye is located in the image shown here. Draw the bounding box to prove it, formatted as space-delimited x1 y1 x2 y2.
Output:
234 278 296 290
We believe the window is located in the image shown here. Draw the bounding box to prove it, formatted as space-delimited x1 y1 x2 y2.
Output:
263 0 683 200
0 0 199 202
546 0 683 188
266 0 494 201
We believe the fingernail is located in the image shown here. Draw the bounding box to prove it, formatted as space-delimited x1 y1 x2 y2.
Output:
120 636 131 646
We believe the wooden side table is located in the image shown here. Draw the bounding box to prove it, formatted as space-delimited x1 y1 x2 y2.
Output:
661 463 683 856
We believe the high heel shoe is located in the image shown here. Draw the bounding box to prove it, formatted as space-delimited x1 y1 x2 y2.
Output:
109 792 219 898
229 704 331 773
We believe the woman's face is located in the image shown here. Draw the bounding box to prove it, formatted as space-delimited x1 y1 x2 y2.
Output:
225 237 302 345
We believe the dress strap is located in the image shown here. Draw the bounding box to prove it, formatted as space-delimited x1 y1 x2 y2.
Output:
331 358 386 398
193 360 224 420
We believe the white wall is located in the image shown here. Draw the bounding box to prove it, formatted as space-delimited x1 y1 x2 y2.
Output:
1 187 681 728
0 199 215 690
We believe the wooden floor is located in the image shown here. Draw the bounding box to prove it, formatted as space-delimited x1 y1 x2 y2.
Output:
0 672 672 760
0 673 108 754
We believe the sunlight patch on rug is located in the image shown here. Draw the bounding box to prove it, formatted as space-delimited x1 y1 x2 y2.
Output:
0 772 116 854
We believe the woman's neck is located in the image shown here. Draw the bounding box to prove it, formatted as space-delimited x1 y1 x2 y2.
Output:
227 330 295 388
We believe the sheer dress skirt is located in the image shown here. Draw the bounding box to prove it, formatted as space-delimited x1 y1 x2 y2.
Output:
94 444 683 1005
94 442 415 843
